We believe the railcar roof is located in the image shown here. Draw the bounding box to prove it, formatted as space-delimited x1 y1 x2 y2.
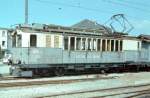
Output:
14 24 146 41
0 27 13 31
16 24 110 36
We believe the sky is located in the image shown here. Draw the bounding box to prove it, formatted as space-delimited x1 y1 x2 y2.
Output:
0 0 150 35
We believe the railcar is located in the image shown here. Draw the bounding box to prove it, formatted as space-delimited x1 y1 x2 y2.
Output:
3 24 150 77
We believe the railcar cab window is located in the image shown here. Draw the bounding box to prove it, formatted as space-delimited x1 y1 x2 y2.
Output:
12 34 22 47
30 35 37 47
12 35 16 47
17 34 22 47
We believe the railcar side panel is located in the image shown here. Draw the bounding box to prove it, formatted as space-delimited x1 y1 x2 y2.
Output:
9 48 149 66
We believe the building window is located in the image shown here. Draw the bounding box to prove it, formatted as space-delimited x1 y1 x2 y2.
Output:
30 35 37 47
2 31 5 37
2 41 5 47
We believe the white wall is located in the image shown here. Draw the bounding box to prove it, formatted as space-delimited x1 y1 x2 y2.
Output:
37 33 46 47
59 35 63 48
51 34 54 48
17 30 63 48
123 40 141 51
0 29 8 50
17 30 30 47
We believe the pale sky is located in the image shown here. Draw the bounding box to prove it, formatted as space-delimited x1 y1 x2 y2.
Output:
0 0 150 35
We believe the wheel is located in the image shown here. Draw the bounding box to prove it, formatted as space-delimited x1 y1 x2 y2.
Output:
54 68 66 76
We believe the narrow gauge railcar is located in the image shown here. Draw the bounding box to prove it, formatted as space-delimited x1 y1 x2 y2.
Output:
5 24 150 77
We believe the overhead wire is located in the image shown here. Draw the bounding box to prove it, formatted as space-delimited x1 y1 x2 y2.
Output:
34 0 114 15
33 0 150 31
102 0 150 14
32 0 149 34
118 0 150 8
34 0 141 20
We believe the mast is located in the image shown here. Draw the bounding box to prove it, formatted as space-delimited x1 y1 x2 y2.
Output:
25 0 28 24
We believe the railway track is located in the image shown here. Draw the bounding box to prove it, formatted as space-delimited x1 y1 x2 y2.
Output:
0 73 150 98
40 84 150 98
0 76 114 88
127 90 150 98
0 77 25 81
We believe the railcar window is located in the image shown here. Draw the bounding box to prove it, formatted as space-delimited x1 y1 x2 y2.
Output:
64 37 68 50
45 35 51 47
107 40 110 51
111 40 114 51
93 39 96 51
30 35 37 47
88 39 91 50
76 38 81 50
120 40 123 51
54 36 59 48
97 39 100 51
102 40 106 51
115 40 119 51
46 35 51 47
82 38 86 50
70 37 75 50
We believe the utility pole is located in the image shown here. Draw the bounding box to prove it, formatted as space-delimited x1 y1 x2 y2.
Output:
25 0 28 24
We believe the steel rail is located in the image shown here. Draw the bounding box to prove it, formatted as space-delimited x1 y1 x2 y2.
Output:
40 84 150 98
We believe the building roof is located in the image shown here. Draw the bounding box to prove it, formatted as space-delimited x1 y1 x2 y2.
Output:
139 34 150 39
72 19 112 34
138 34 150 42
17 23 110 36
72 19 103 29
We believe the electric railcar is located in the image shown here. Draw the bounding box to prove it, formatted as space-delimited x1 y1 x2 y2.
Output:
4 24 150 77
